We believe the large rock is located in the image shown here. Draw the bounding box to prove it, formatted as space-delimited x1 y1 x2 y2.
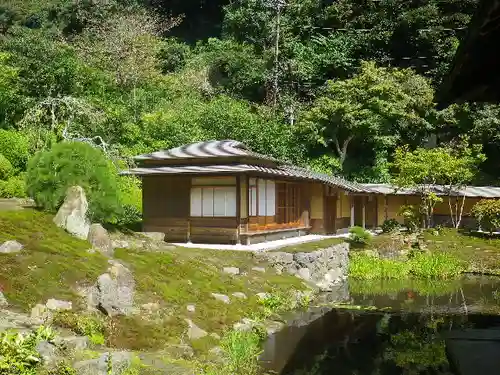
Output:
255 242 350 292
87 224 113 257
53 186 91 239
0 292 8 307
0 309 42 332
36 341 59 366
0 240 23 253
89 261 135 316
185 319 208 340
74 351 132 375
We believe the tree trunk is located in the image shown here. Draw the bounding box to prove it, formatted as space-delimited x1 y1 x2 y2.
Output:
334 136 353 168
456 193 466 229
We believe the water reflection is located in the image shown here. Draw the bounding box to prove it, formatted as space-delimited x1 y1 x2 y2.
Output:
349 276 500 314
262 276 500 375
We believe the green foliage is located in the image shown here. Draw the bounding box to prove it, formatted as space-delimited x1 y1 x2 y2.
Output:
113 174 142 227
2 27 86 99
350 253 411 279
194 38 267 101
47 362 77 375
471 199 500 235
0 326 55 374
0 174 26 198
349 226 372 246
300 61 434 173
26 141 119 222
201 329 262 375
52 312 106 346
350 252 465 280
392 141 485 227
258 291 293 316
409 252 465 279
0 129 30 171
0 154 13 180
398 205 421 233
381 219 401 234
0 52 21 126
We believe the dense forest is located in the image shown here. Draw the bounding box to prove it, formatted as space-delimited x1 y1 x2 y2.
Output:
0 0 498 220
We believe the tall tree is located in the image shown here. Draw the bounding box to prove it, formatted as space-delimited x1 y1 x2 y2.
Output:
300 62 434 172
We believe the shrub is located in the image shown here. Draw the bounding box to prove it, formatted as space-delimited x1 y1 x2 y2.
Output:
0 174 26 198
398 204 420 232
471 199 500 235
0 326 55 374
0 129 30 171
349 226 372 246
26 141 120 222
113 175 142 226
409 252 465 279
0 153 13 180
381 218 400 233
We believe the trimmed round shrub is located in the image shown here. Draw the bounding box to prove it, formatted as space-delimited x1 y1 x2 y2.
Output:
0 153 13 180
0 129 30 171
26 141 120 222
381 218 400 233
349 226 372 246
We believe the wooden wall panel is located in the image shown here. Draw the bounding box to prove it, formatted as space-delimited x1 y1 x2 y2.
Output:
299 182 311 227
310 183 324 219
341 193 351 217
377 195 387 225
142 176 190 219
386 195 406 223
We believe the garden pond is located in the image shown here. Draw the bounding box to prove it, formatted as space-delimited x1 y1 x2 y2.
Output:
261 275 500 375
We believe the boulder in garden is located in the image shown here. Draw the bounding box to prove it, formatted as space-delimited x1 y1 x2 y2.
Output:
89 260 135 317
0 240 23 254
53 186 91 239
87 224 113 257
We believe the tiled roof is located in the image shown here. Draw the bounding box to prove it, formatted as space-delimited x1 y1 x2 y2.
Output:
361 183 500 198
134 140 278 162
123 163 372 193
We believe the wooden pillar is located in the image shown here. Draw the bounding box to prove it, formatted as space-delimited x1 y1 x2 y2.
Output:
246 175 250 233
384 195 388 221
350 196 355 227
236 175 241 245
362 196 366 229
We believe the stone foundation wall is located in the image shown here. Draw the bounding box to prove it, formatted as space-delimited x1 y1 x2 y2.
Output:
255 242 349 292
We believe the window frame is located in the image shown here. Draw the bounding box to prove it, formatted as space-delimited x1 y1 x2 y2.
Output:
190 179 237 218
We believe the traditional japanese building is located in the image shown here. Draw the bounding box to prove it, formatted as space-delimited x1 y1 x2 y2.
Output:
123 140 500 244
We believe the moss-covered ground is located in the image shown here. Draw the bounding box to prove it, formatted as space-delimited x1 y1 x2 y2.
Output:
269 236 345 253
0 209 307 356
423 229 500 275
